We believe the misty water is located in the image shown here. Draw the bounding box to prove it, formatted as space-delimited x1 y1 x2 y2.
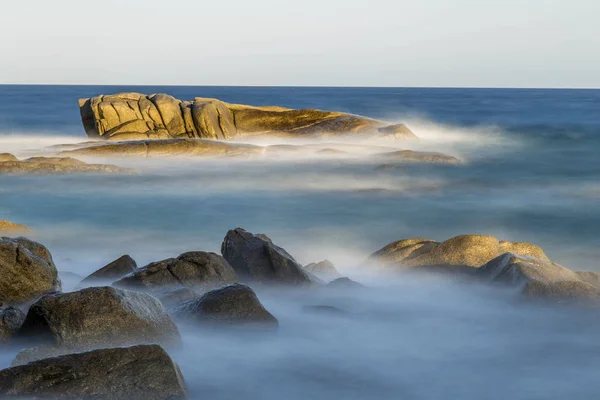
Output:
1 86 600 399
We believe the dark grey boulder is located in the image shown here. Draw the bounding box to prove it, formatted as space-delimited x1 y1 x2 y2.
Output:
115 251 237 290
0 236 61 305
18 286 180 354
172 283 278 328
0 307 26 343
79 255 137 286
221 228 313 285
0 345 188 400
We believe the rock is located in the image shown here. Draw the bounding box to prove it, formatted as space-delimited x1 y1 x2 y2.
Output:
326 277 364 289
375 150 461 165
221 228 313 285
575 271 600 289
79 255 137 286
477 252 583 287
369 235 550 271
303 305 346 315
0 153 18 162
79 92 417 142
0 345 188 399
17 286 180 356
304 259 341 281
61 138 265 158
172 283 278 328
115 251 238 290
0 220 29 234
0 307 26 343
0 237 60 305
521 280 600 305
0 155 133 174
155 287 200 308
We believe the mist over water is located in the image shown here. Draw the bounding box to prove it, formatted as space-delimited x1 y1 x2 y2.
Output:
1 86 600 399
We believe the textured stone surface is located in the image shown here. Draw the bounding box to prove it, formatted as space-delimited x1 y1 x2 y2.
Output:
0 237 60 305
522 280 600 305
221 228 313 285
0 345 188 399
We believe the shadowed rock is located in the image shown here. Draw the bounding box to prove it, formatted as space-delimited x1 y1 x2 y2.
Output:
326 277 365 289
172 283 278 328
0 345 188 399
79 255 137 286
0 154 133 174
115 251 238 290
221 228 313 285
79 92 416 142
303 305 347 315
0 237 61 305
304 260 341 281
17 286 180 360
522 280 600 305
0 307 26 343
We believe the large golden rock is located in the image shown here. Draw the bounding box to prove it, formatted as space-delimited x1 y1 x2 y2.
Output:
79 93 418 141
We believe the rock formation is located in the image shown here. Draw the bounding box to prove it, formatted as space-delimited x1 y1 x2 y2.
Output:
0 153 133 174
0 345 188 399
79 93 417 141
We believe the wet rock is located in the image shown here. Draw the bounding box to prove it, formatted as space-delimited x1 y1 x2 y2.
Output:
0 220 29 234
326 277 365 289
18 286 180 356
0 307 26 343
0 237 60 305
522 280 600 305
375 150 461 165
0 155 133 174
115 251 237 290
377 123 418 140
304 259 341 281
369 235 550 271
0 345 188 399
221 228 313 285
79 255 137 286
172 283 278 328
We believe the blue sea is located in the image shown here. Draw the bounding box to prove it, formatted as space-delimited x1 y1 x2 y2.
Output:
1 85 600 399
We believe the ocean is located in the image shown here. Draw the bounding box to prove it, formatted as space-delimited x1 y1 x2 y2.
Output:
1 85 600 399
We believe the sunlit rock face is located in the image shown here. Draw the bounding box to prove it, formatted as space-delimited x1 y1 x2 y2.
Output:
79 93 418 141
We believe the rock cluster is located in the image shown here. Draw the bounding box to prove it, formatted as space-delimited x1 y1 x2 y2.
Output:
79 93 417 141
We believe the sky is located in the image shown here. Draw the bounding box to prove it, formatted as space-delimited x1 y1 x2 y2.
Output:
1 0 599 87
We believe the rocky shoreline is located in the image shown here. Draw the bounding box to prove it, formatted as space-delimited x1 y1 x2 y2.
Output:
1 227 598 398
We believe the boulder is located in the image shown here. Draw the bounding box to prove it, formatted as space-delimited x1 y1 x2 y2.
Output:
0 220 29 234
304 259 341 281
221 228 313 285
369 235 550 271
115 251 238 290
79 255 137 286
375 150 461 165
18 286 180 353
172 283 278 328
0 345 188 400
522 280 600 305
0 155 133 174
326 277 365 289
0 307 26 343
0 237 60 305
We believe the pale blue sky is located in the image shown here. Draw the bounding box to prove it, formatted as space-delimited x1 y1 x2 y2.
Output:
1 0 598 87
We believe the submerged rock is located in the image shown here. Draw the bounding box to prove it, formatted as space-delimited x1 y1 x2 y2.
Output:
0 307 26 343
0 220 29 234
172 283 278 328
115 251 237 290
221 228 313 285
79 255 138 286
375 150 461 165
304 259 341 281
0 237 60 305
303 305 347 315
0 154 133 174
79 92 415 141
0 345 188 399
17 286 180 357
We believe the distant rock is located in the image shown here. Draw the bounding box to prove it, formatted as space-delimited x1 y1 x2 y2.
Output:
172 283 278 328
17 286 180 362
304 259 341 281
115 251 237 290
221 228 313 285
0 220 29 234
0 345 188 399
0 154 133 174
375 150 461 165
303 305 347 315
79 255 137 286
79 92 416 142
0 307 26 343
326 277 365 289
0 237 60 305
